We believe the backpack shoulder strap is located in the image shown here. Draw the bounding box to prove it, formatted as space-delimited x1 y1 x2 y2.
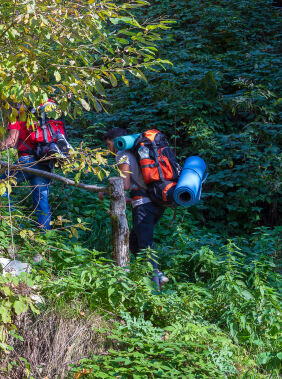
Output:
40 112 49 143
130 175 148 193
17 139 34 155
152 140 165 182
46 120 57 141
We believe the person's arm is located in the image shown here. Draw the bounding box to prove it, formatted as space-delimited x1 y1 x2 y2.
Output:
0 129 19 151
118 163 131 191
98 155 131 201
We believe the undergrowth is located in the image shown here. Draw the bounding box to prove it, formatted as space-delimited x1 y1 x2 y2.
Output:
0 186 281 377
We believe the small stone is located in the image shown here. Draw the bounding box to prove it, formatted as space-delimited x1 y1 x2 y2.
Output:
33 254 43 263
0 258 31 276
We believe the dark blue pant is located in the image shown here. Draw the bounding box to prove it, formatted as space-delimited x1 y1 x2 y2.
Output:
0 155 51 230
130 202 164 270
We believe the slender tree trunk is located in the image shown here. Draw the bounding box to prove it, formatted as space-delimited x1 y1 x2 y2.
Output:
108 177 130 267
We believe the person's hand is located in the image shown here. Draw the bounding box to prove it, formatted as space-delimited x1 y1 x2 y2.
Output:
98 191 104 201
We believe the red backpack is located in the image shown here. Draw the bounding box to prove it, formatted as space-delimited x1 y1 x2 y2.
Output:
19 102 72 159
132 130 181 206
19 118 69 159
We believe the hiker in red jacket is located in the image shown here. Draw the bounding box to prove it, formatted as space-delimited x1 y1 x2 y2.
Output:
0 102 67 230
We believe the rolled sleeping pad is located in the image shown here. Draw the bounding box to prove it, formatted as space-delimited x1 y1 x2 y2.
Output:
173 156 207 207
114 133 140 151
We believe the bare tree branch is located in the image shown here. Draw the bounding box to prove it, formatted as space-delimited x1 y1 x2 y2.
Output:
0 161 109 193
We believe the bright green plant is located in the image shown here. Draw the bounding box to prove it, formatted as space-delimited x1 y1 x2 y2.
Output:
0 273 39 353
0 0 171 121
71 312 261 378
157 224 281 374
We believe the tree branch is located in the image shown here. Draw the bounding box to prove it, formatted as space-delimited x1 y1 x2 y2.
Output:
0 161 108 193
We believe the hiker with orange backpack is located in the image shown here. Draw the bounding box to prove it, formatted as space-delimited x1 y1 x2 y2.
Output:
0 101 71 230
100 128 181 289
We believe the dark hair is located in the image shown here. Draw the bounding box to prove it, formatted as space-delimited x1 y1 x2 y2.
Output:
102 127 127 141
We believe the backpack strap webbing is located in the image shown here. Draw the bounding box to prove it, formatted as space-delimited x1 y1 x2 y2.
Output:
152 140 164 182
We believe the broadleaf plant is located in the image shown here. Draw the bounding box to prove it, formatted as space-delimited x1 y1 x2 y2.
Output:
0 0 171 120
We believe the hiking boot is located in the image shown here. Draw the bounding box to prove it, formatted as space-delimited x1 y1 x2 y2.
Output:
157 271 169 286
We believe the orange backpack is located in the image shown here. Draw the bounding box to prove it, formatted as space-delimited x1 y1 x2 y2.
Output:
133 130 181 206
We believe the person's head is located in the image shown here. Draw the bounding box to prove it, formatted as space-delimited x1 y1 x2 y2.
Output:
102 127 127 152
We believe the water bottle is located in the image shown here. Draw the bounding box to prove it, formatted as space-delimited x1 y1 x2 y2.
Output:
57 131 73 154
138 144 150 159
49 142 66 158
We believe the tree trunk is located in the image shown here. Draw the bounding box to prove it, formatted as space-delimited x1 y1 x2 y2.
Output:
108 177 130 267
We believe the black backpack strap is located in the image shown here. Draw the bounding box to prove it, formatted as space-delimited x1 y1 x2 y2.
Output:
17 139 34 155
40 112 49 143
130 188 148 199
152 140 164 182
130 176 148 194
46 120 57 141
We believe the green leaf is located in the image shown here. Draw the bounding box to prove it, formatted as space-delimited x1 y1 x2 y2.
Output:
2 286 13 296
94 80 105 96
109 73 118 87
241 290 254 300
130 69 147 82
13 300 27 315
0 306 11 323
93 98 102 112
29 302 40 315
54 71 61 82
0 183 7 196
257 352 272 365
74 172 81 183
109 18 120 25
97 170 104 181
79 98 90 111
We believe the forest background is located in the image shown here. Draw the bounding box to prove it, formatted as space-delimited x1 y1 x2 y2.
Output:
0 0 281 377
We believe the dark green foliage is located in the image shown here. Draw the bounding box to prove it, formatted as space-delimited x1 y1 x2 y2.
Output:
78 0 281 232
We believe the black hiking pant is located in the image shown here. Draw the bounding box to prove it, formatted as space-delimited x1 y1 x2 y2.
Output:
129 202 164 271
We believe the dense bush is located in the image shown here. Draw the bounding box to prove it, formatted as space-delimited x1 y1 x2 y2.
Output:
30 221 280 376
77 0 281 232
